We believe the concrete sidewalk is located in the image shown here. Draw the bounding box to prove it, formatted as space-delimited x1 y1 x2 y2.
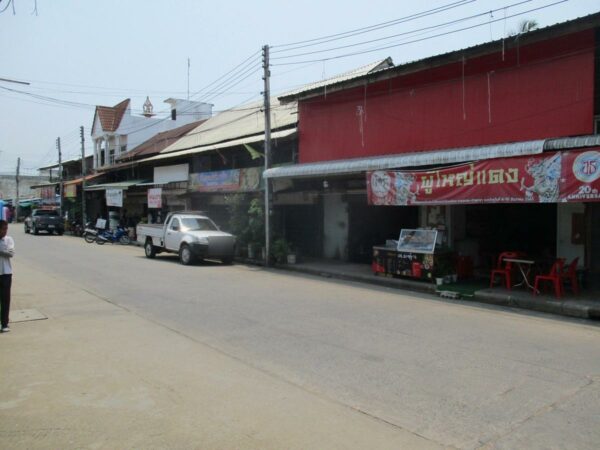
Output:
0 262 441 449
274 258 600 321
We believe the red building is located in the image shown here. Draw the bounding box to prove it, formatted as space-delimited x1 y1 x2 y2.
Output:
267 13 600 288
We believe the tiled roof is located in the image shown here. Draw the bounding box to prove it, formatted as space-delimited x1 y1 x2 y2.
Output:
95 98 131 132
117 119 207 161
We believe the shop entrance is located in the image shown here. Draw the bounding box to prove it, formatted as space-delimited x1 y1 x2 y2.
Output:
460 204 557 272
348 197 419 264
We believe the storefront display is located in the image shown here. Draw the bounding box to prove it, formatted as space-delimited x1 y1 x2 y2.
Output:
373 228 454 281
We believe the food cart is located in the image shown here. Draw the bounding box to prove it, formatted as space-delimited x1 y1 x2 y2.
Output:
372 229 454 282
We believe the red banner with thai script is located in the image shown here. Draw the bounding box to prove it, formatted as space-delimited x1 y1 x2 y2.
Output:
367 149 600 205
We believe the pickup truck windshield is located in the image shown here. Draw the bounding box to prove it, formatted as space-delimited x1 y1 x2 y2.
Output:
180 217 218 231
34 210 59 216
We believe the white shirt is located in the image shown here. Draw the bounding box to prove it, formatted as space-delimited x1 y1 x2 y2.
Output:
0 235 14 275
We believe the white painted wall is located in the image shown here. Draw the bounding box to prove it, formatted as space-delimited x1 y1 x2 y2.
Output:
557 203 585 267
92 98 212 169
323 193 348 260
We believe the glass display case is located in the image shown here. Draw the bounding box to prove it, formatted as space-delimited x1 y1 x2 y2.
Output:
373 228 454 281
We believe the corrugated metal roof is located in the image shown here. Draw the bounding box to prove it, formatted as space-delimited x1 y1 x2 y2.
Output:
278 13 600 102
140 128 296 163
279 58 393 98
544 134 600 150
264 140 545 179
84 179 147 191
160 99 297 154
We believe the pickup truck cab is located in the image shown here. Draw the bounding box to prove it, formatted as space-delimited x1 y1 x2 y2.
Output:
24 208 64 235
136 211 236 265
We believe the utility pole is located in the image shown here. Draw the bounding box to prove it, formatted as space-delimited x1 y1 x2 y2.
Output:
57 137 62 217
15 157 20 221
80 126 86 225
262 44 272 267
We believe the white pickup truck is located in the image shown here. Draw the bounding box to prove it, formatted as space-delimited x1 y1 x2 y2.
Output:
136 211 236 265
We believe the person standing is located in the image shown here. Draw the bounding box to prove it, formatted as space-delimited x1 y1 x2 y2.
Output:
0 220 15 333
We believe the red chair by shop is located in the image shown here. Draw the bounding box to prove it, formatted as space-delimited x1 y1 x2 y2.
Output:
534 259 564 298
489 252 519 290
560 257 580 295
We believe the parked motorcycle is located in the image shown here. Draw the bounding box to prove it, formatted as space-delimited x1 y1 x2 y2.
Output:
83 222 98 243
70 220 84 237
95 226 130 245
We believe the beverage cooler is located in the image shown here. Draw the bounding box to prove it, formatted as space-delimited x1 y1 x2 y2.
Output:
372 229 454 282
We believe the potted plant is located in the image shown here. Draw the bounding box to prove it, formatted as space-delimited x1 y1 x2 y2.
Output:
246 197 265 259
272 238 290 264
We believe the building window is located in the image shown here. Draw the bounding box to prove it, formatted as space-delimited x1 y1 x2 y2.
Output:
109 149 115 164
121 145 127 153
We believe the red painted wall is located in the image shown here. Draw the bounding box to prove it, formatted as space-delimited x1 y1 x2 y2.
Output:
298 30 595 164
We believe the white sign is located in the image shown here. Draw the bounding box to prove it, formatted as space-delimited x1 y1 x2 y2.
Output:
106 189 123 207
95 218 107 229
154 163 189 184
148 188 162 209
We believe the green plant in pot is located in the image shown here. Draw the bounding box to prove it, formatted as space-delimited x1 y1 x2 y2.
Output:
272 238 291 264
246 197 265 258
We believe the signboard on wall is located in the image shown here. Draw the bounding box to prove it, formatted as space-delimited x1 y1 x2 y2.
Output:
106 189 123 207
64 184 77 198
148 188 162 209
188 167 262 192
154 163 189 184
367 149 600 206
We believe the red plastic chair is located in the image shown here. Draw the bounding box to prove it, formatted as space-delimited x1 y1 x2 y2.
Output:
560 257 580 295
489 251 519 290
534 259 564 298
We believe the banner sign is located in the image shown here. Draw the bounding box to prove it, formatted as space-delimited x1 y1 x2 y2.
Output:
64 184 77 198
148 188 162 209
189 167 262 192
40 186 55 200
106 189 123 207
367 149 600 205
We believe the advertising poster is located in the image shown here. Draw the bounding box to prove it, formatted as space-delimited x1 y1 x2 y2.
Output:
367 149 600 205
189 169 240 192
148 188 162 209
106 189 123 207
64 184 77 198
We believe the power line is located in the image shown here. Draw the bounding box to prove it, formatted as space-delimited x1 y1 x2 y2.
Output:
271 0 568 66
272 0 534 60
272 0 477 52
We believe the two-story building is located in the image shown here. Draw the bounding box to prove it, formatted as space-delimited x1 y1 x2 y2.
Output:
267 13 600 286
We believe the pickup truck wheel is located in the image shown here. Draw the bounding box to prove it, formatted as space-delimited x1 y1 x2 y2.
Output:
24 224 29 234
179 244 195 265
144 240 156 258
222 257 233 265
33 224 39 235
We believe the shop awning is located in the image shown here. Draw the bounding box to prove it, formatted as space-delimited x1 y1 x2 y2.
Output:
140 128 297 163
29 181 59 189
84 179 148 191
63 173 104 186
264 140 544 179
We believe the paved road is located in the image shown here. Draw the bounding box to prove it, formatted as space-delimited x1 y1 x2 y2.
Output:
14 226 600 449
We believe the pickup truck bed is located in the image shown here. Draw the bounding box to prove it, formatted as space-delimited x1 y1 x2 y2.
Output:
136 212 236 265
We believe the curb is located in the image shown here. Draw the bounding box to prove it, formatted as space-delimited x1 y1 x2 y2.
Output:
266 261 598 321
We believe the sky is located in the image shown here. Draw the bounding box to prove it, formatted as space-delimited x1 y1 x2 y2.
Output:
1 0 598 175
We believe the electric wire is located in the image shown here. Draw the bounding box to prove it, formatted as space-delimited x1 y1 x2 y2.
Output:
272 0 534 60
271 0 476 50
271 0 568 66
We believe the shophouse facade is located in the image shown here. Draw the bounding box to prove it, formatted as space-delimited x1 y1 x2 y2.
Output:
268 13 600 286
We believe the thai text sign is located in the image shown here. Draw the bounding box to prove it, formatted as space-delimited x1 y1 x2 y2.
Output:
106 189 123 207
367 149 600 205
148 188 162 209
189 167 262 192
